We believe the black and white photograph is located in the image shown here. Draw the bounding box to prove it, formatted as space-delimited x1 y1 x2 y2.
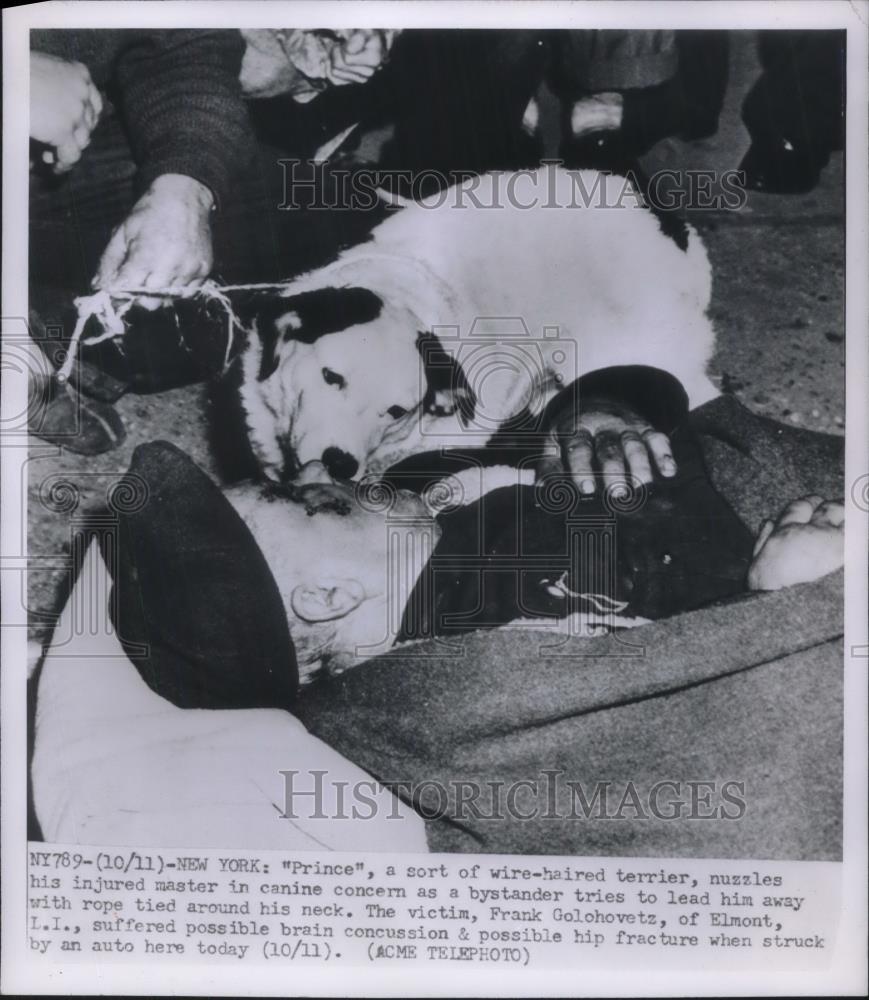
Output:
3 1 867 995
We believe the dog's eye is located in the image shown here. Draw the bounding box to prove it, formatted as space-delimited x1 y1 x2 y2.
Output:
387 405 409 420
322 367 346 389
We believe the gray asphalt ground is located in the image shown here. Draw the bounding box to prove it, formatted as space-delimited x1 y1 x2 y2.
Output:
641 34 844 436
25 34 845 641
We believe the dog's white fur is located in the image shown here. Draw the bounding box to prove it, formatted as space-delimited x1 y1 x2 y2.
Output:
239 167 719 480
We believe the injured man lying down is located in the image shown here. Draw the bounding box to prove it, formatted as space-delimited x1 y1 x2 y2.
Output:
31 367 846 860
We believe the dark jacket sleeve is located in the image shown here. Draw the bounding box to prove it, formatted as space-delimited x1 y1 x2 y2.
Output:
114 30 253 207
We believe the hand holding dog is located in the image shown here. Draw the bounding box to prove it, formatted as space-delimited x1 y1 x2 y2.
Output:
747 496 844 591
30 51 103 173
326 30 391 86
93 173 214 309
538 397 677 497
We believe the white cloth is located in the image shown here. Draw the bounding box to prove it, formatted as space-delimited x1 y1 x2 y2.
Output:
239 29 396 101
32 543 428 852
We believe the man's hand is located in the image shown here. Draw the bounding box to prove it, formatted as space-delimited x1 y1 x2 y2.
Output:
537 397 676 496
747 495 845 591
30 52 103 173
93 174 214 309
326 30 389 85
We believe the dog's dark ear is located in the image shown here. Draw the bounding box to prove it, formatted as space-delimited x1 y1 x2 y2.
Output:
233 287 384 382
270 287 383 344
417 331 476 425
224 292 292 382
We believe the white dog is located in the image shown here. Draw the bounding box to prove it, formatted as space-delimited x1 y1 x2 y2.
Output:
237 167 719 481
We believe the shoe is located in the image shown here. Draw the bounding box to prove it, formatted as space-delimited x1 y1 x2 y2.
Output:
559 82 688 175
31 298 205 398
560 129 637 175
30 376 126 455
29 305 128 404
736 138 826 195
67 357 129 403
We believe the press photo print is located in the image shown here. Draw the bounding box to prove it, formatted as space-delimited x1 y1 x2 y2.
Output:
3 3 867 997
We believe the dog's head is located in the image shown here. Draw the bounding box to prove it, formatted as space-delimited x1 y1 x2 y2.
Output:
237 286 428 481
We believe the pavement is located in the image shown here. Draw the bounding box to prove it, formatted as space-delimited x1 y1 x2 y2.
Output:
25 32 845 642
640 33 845 436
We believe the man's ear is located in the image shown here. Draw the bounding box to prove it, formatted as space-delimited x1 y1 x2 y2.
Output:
290 580 365 622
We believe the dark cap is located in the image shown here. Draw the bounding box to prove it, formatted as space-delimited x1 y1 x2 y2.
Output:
106 441 298 710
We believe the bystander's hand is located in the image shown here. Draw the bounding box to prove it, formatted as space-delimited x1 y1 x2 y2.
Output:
30 51 103 173
326 30 390 85
93 173 215 309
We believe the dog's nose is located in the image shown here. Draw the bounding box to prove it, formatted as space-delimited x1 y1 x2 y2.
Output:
321 447 359 481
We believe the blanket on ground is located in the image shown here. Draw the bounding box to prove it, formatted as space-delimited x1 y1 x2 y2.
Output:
295 395 845 859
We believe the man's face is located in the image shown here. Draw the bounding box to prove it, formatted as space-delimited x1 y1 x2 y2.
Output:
225 469 440 671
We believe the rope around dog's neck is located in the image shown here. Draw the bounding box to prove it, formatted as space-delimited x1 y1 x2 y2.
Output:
58 280 294 383
58 189 423 383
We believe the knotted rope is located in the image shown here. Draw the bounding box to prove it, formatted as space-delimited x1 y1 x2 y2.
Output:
58 280 295 383
58 189 409 383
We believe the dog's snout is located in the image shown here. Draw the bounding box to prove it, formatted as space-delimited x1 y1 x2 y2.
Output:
321 447 359 480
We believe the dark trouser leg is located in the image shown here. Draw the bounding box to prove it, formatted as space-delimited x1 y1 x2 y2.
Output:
30 115 137 296
209 140 387 286
740 30 845 194
673 31 730 139
30 112 136 380
378 29 548 193
549 29 678 96
552 30 729 169
28 114 143 441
